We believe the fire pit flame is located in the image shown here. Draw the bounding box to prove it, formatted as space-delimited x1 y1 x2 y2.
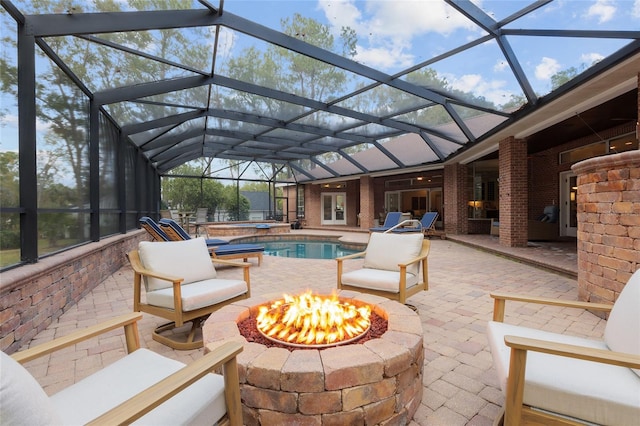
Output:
256 291 371 348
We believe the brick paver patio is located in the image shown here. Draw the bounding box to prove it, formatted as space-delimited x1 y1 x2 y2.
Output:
17 236 605 425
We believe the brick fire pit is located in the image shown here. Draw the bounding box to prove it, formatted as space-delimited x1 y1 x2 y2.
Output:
203 290 424 425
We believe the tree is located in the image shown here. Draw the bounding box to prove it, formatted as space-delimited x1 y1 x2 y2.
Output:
0 151 19 250
221 185 250 221
161 164 225 213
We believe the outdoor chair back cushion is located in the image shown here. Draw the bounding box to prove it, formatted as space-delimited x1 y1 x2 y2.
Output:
603 268 640 377
137 238 247 312
138 238 217 292
364 232 423 276
1 351 62 425
0 349 227 426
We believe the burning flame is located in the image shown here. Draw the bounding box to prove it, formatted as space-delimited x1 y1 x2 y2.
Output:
256 291 372 347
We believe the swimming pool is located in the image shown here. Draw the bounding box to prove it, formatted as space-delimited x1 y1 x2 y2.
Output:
262 240 358 259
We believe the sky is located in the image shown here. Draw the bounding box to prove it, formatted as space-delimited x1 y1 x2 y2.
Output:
1 0 639 156
222 0 640 104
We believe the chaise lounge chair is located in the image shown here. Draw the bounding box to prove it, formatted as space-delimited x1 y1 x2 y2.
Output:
140 216 170 242
159 218 265 266
392 212 438 237
158 218 229 247
369 212 402 232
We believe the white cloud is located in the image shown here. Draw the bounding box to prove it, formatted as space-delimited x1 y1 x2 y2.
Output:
447 73 512 106
318 0 480 71
580 52 605 66
215 27 237 59
493 60 508 72
586 0 616 23
0 113 50 133
354 45 415 69
633 0 640 17
535 57 561 81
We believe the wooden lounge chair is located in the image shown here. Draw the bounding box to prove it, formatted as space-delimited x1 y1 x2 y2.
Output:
159 218 264 265
487 268 640 425
139 216 170 241
0 313 243 425
369 211 402 232
128 237 251 350
211 243 265 266
336 232 430 305
158 218 229 247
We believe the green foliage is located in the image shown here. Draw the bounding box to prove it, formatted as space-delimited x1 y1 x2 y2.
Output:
222 186 250 221
551 66 580 90
0 151 19 207
240 181 270 192
162 164 226 212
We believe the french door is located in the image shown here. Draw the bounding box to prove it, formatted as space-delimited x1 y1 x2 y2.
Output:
321 193 346 225
559 171 577 237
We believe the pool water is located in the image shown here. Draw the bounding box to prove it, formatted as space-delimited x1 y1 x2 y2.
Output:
262 240 358 259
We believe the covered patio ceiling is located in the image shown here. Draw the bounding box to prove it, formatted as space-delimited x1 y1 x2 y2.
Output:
3 0 639 183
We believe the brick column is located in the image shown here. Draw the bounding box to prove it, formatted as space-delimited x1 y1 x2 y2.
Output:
571 150 640 308
359 176 375 229
499 136 528 247
444 163 468 235
305 184 321 227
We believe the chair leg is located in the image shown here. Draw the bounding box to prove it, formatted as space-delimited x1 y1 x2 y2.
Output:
493 407 505 426
152 317 206 350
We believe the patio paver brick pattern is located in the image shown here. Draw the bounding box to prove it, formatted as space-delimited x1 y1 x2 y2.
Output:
17 235 605 425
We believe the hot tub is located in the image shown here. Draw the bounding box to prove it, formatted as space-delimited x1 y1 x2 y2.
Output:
205 221 291 237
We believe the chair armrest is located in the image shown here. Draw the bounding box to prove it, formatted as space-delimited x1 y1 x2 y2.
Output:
336 250 366 262
502 335 640 425
211 258 251 268
12 313 143 364
398 251 429 268
490 292 612 322
212 258 251 292
86 341 244 426
504 335 640 369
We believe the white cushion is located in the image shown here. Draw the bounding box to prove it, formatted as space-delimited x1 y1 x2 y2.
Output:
50 348 227 425
487 321 640 425
146 278 248 311
364 233 424 275
604 268 640 377
0 351 62 425
341 268 418 293
138 238 216 292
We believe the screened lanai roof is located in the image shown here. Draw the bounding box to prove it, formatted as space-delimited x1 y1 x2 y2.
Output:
2 0 639 183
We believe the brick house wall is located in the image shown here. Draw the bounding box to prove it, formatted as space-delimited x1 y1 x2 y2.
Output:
444 163 468 235
572 150 640 308
527 122 636 220
305 184 321 227
499 137 528 247
359 176 375 229
1 231 149 354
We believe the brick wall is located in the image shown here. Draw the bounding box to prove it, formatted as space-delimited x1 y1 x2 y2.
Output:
306 184 321 227
345 180 360 226
359 176 375 229
444 163 468 235
572 150 640 308
0 231 149 353
527 122 635 219
499 137 528 247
